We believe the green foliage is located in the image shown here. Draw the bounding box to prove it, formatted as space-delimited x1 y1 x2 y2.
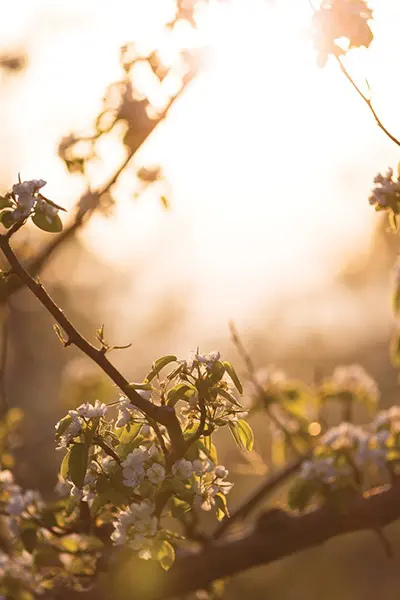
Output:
31 212 63 233
66 443 89 488
228 419 254 452
146 355 177 382
155 540 175 571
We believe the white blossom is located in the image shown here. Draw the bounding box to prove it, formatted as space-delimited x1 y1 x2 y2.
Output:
7 489 42 516
70 485 83 500
372 405 400 431
215 465 229 479
369 168 400 209
122 447 149 487
76 399 108 418
55 411 82 450
55 474 71 497
172 459 194 479
111 501 157 555
195 350 221 369
136 389 152 401
328 365 379 400
12 178 47 216
192 459 212 476
146 463 165 485
321 423 368 450
299 457 352 484
116 399 132 428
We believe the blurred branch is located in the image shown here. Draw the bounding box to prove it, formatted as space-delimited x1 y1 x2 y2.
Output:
0 234 186 454
114 482 400 600
308 0 400 148
212 452 309 539
0 66 198 303
0 304 9 417
229 321 302 454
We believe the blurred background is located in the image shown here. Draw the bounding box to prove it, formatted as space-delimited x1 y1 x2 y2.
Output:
1 0 400 598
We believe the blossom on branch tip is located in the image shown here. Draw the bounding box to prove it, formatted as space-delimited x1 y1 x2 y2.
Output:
195 350 221 369
369 168 400 210
76 399 108 418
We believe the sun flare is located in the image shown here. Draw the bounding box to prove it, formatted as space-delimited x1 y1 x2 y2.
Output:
1 0 396 334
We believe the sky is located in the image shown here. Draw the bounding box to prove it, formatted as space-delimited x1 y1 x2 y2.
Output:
1 0 400 354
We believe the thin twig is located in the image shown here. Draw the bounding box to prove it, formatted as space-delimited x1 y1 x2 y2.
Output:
308 0 400 148
0 234 186 455
230 321 301 454
0 65 199 303
229 321 257 376
335 56 400 148
212 452 309 539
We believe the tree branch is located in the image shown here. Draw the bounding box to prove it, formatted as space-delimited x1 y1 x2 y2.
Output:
212 452 309 539
120 482 400 600
0 234 185 454
0 66 198 303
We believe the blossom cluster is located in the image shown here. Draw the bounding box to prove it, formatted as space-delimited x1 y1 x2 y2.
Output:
53 350 242 565
291 407 400 512
299 422 368 485
0 470 44 594
110 453 233 559
0 469 42 518
368 168 400 212
56 399 108 450
321 364 379 408
0 178 64 232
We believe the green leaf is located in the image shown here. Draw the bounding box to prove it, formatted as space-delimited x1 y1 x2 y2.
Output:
207 361 226 385
68 443 88 488
0 196 12 210
214 493 230 521
64 495 77 517
170 497 190 519
146 355 177 382
20 525 37 553
222 361 243 394
55 415 73 438
60 451 71 481
127 381 153 391
60 536 80 553
90 492 110 517
41 509 58 530
171 479 195 503
0 210 15 229
215 386 242 407
32 211 63 233
107 489 127 507
228 420 254 452
156 540 175 571
166 383 195 407
119 422 142 444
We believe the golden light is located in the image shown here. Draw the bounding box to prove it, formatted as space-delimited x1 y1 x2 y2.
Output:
308 421 322 437
1 0 399 339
